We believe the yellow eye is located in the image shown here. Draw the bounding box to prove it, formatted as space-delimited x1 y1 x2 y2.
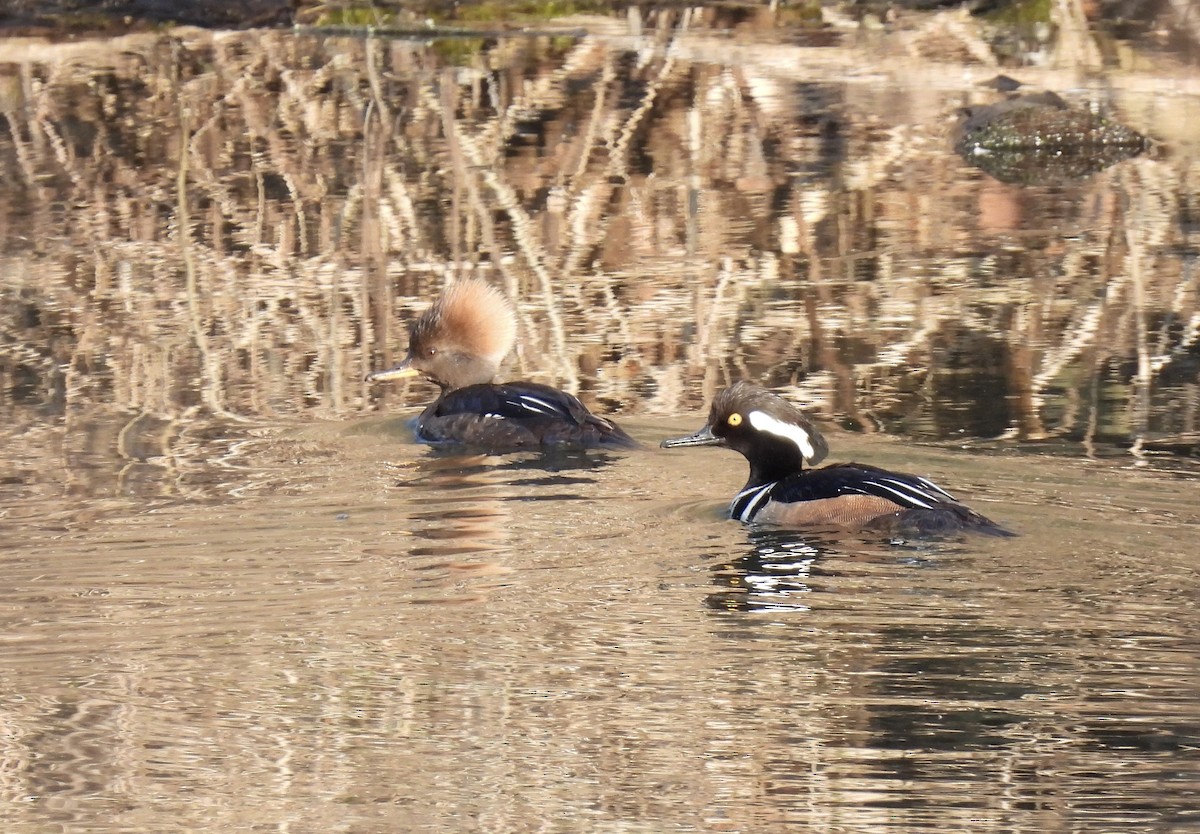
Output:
727 413 743 427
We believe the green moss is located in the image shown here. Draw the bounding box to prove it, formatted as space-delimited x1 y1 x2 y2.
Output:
451 0 611 24
429 36 489 64
987 0 1053 26
774 0 825 25
314 6 400 27
310 0 610 30
547 34 578 52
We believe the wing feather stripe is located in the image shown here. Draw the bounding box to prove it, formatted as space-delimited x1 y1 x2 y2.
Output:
854 478 938 510
732 483 775 522
914 476 955 500
514 394 567 417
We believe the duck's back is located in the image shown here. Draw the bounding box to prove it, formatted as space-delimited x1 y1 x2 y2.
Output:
417 382 638 451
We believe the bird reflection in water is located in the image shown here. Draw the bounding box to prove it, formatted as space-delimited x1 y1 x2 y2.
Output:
707 529 825 613
706 528 948 613
381 449 623 603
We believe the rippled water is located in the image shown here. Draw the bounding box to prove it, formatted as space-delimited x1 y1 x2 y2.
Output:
2 8 1200 833
3 415 1198 831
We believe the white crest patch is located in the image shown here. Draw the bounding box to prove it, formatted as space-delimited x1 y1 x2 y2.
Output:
747 410 819 463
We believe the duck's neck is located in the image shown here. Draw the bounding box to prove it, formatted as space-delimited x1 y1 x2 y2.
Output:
436 355 501 392
745 449 806 488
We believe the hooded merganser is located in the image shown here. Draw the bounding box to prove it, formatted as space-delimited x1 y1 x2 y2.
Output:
366 278 637 451
661 382 1012 536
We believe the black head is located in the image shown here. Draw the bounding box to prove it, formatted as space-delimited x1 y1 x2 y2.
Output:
661 382 829 483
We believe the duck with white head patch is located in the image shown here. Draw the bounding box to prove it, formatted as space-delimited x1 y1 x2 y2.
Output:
661 382 1012 536
366 278 637 451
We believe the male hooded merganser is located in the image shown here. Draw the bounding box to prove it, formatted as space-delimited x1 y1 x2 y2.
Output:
366 278 637 450
661 382 1012 536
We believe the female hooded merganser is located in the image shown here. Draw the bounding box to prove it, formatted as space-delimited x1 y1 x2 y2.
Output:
366 278 637 451
661 382 1012 536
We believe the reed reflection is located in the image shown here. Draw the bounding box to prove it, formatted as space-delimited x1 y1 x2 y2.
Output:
1 20 1196 477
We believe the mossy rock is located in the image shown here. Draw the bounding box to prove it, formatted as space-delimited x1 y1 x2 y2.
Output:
955 91 1147 184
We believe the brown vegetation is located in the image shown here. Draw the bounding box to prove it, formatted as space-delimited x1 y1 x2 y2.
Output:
1 5 1199 501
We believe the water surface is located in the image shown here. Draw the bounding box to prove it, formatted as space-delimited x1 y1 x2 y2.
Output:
1 7 1199 832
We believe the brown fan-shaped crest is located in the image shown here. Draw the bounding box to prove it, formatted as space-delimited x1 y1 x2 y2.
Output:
420 278 517 366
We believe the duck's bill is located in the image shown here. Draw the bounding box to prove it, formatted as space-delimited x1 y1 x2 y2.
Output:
660 425 722 449
365 361 421 383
